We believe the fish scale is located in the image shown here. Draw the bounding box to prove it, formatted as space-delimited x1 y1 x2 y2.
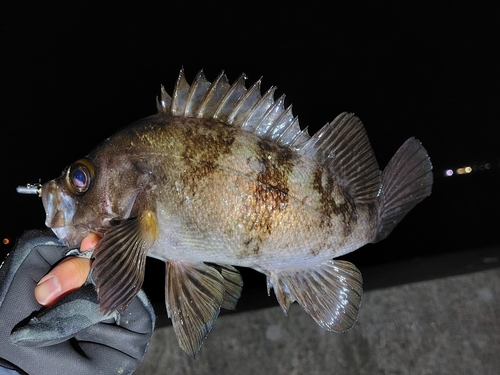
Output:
21 68 433 357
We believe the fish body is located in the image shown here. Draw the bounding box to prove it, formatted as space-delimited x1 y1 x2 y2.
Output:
39 69 433 356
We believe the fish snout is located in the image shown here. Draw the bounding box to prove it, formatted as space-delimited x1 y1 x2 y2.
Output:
41 180 76 230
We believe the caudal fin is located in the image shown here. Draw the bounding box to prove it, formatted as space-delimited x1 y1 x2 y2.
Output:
374 137 433 242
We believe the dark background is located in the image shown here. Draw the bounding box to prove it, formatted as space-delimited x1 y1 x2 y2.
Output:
1 3 499 310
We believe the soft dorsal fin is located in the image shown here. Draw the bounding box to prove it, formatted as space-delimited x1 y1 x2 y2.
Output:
157 69 381 203
301 112 381 204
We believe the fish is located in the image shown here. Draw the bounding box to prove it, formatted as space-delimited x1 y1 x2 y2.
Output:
35 68 433 356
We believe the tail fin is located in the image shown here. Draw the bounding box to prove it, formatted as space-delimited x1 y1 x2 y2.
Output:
374 137 433 242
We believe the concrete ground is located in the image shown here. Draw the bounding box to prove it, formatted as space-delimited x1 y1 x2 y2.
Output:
135 259 500 375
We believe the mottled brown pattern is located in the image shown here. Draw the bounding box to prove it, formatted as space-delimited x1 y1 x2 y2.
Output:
312 166 357 237
242 236 261 256
242 140 296 255
177 118 237 197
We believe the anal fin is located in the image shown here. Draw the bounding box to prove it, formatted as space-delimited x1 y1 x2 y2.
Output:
165 261 226 357
268 260 363 332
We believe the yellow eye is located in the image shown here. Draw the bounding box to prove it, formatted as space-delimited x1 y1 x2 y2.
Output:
65 158 95 195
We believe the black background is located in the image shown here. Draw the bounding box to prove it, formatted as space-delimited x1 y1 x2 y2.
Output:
1 2 499 301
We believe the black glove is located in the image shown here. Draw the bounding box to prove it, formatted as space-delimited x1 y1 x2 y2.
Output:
0 230 155 375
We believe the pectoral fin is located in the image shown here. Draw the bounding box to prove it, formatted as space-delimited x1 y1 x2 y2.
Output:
268 259 363 332
165 261 226 357
92 210 158 314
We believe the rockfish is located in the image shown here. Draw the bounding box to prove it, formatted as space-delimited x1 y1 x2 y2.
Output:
35 69 432 356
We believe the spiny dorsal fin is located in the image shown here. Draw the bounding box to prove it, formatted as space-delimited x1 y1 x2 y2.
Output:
157 69 381 203
156 68 310 149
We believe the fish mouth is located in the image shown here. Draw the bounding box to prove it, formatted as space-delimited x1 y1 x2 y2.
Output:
41 179 77 244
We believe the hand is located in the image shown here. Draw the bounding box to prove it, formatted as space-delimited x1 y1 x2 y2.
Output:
35 233 98 305
0 230 155 375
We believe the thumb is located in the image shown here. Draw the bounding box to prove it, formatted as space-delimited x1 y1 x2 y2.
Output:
35 257 91 305
34 233 99 305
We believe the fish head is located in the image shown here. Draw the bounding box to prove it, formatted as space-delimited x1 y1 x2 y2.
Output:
40 137 162 315
41 157 99 247
41 149 151 247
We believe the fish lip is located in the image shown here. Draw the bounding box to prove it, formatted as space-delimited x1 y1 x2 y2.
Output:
41 179 77 242
51 224 92 248
51 226 71 244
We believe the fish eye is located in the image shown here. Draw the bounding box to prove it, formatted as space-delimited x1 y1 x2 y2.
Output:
65 158 95 195
72 168 87 188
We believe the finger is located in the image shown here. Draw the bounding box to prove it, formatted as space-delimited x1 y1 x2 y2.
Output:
35 257 92 306
80 232 100 252
34 233 100 306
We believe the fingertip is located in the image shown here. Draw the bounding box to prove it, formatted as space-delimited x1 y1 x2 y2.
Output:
80 232 100 252
35 275 62 305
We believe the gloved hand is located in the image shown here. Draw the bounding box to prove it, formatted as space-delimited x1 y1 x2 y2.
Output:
0 230 155 375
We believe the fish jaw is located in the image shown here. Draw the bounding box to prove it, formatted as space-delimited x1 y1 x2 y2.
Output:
41 179 82 246
41 179 75 229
